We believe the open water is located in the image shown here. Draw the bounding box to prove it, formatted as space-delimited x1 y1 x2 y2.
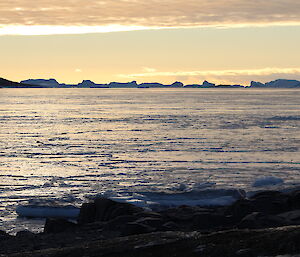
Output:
0 88 299 233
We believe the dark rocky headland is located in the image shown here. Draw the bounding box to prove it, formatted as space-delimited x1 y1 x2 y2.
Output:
2 190 300 256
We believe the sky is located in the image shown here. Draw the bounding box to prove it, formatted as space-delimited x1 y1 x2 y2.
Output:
1 0 300 85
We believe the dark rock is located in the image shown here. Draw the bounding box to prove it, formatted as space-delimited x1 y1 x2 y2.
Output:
103 215 138 231
250 190 285 200
287 190 300 209
16 230 36 238
78 200 148 236
133 211 163 219
235 248 253 256
238 212 287 229
107 201 143 221
225 199 254 221
0 230 11 241
162 221 180 231
193 244 206 253
249 191 290 214
4 227 300 257
44 218 77 233
161 205 213 221
78 202 96 224
227 191 290 221
159 206 230 231
78 221 105 231
278 210 300 224
8 192 300 257
121 222 155 236
94 198 115 221
78 198 144 224
134 217 164 228
192 212 232 230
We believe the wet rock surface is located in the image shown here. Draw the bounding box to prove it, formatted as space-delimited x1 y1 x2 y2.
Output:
2 189 300 256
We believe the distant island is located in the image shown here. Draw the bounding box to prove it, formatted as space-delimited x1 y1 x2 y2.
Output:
1 77 300 89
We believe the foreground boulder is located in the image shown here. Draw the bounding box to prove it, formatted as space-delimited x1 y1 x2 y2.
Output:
278 210 300 225
0 230 12 241
226 191 291 221
48 189 300 236
44 218 77 233
3 227 300 257
287 190 300 209
78 198 144 224
238 212 287 229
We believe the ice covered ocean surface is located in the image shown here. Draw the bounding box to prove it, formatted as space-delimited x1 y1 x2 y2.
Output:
0 88 300 233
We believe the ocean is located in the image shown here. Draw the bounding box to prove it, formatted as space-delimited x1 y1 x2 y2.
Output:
0 88 299 234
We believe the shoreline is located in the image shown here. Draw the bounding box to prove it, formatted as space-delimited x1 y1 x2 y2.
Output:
2 188 300 256
3 182 300 235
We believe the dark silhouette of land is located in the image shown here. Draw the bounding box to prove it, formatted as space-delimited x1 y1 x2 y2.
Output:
1 77 300 88
0 78 40 88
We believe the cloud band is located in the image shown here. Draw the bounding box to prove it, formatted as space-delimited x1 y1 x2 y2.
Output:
0 0 299 34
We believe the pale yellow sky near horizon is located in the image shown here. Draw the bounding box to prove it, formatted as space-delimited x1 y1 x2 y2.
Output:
1 0 300 85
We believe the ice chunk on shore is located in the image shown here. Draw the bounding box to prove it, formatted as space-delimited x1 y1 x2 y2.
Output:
192 181 216 191
142 188 245 208
252 176 284 187
16 206 80 219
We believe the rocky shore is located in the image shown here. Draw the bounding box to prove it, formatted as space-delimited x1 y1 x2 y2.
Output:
2 189 300 256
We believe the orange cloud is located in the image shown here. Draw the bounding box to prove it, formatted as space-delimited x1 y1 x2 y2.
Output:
0 0 299 33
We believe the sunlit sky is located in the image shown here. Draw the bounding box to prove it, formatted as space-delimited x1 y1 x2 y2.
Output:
1 0 300 85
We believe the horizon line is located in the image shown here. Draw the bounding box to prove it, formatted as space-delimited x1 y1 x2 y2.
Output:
6 76 300 87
